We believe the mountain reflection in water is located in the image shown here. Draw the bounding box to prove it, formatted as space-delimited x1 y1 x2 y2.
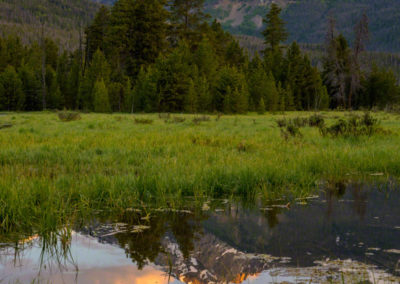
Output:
1 183 400 283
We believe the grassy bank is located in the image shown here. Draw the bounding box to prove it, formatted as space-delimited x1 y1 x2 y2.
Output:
0 111 399 235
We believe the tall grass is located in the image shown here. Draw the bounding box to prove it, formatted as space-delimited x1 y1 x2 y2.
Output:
0 111 399 236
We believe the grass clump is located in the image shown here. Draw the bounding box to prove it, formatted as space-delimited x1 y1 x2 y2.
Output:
134 118 153 124
58 111 81 122
193 115 211 124
280 123 302 140
0 123 12 129
308 114 325 127
165 116 186 124
319 112 383 137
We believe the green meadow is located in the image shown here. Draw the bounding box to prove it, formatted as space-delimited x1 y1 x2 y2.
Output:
1 111 399 236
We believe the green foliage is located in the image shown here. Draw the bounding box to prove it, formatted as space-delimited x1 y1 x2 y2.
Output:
214 66 248 113
93 79 111 113
257 97 265 114
134 66 159 112
157 42 194 112
58 111 81 122
360 66 400 109
107 0 169 77
319 112 382 137
0 66 24 111
262 3 287 52
0 0 397 114
0 111 399 235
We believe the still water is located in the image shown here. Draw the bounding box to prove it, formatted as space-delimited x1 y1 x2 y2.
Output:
1 183 400 283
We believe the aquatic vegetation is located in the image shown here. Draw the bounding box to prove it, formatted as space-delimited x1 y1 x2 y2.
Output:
0 111 399 236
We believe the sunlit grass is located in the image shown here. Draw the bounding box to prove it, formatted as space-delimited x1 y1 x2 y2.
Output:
0 111 399 236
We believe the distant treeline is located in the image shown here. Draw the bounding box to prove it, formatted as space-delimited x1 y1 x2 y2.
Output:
0 0 398 113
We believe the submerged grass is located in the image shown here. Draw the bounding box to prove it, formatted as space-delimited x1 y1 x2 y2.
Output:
0 111 399 236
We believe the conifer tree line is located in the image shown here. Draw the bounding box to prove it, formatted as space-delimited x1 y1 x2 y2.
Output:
0 1 399 113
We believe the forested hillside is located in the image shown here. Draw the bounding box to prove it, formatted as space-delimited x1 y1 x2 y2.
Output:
3 0 400 52
205 0 400 52
0 1 398 114
0 0 100 49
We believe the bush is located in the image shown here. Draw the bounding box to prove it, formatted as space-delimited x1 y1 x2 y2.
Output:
165 116 186 123
280 122 302 140
134 118 153 124
319 112 382 137
58 111 81 122
292 117 308 127
0 123 12 129
158 113 170 120
276 118 287 128
308 114 325 127
193 115 211 124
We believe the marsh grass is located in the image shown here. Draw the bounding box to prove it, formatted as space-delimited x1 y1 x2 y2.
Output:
0 123 12 129
134 118 153 124
319 112 386 137
0 111 399 236
57 111 81 122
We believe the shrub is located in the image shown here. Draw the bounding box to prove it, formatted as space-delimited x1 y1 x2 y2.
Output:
280 122 302 140
58 111 81 122
292 117 308 127
0 123 12 129
165 116 186 123
158 113 170 120
276 118 287 128
319 112 382 137
308 114 325 127
134 118 153 124
193 115 210 124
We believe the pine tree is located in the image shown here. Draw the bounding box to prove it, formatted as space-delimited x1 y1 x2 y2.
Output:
93 79 111 113
193 37 217 81
195 75 211 112
134 66 159 112
168 0 208 44
157 42 193 112
108 0 169 77
0 66 24 111
223 86 232 114
265 72 279 112
18 64 41 111
85 5 111 62
214 66 248 113
184 79 197 113
78 49 110 110
323 18 351 109
262 3 288 53
65 54 82 110
46 67 63 109
257 97 266 114
285 42 303 109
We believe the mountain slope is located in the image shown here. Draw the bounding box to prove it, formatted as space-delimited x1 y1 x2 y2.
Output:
0 0 100 49
204 0 400 52
92 0 400 52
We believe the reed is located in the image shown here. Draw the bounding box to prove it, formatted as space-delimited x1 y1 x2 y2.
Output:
0 111 399 236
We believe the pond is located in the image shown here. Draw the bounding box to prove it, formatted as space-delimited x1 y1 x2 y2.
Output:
1 183 400 283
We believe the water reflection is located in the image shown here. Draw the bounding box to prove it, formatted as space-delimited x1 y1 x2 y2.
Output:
1 183 400 283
